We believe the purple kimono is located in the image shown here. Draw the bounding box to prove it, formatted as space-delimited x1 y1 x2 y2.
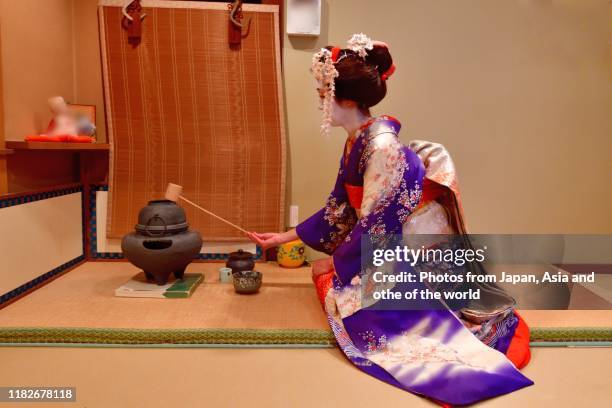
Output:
297 116 532 406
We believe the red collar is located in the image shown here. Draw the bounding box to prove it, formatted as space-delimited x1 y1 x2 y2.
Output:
358 117 376 132
358 115 401 133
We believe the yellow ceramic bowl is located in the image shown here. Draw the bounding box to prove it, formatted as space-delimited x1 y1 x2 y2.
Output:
277 239 306 268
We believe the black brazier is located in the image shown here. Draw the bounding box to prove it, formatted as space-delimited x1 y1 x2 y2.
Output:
121 200 203 285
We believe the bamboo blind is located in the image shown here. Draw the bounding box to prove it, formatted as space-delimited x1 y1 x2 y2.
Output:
99 1 286 240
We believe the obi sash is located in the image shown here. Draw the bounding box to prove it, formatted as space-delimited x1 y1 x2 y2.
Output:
345 178 446 211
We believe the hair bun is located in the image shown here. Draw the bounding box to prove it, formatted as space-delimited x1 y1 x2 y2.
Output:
365 44 393 77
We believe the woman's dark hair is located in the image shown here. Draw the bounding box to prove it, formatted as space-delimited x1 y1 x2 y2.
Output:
327 44 393 109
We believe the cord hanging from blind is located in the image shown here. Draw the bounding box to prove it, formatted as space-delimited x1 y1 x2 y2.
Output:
122 0 146 47
228 0 252 48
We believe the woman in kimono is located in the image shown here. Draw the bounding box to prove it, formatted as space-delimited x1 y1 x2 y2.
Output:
248 34 532 406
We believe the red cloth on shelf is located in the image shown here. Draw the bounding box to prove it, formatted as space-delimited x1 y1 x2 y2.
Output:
25 134 94 143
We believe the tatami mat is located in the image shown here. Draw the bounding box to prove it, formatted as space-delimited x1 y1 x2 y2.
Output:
0 262 328 330
0 262 610 346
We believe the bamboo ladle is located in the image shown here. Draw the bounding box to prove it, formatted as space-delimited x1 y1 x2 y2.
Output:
164 183 248 235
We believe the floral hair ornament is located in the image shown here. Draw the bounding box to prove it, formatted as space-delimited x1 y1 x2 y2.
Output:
347 33 374 59
311 47 339 137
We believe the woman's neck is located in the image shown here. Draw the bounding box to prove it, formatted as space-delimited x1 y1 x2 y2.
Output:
342 110 372 137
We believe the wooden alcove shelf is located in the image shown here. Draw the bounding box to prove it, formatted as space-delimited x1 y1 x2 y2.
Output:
5 141 110 151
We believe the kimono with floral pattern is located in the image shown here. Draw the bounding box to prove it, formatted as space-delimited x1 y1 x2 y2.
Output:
296 116 532 406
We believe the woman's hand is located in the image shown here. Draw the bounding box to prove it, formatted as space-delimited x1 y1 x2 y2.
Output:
246 229 299 250
246 232 282 250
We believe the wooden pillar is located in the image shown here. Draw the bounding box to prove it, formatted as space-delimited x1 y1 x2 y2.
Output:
0 158 7 196
0 158 7 195
0 23 10 195
79 150 109 260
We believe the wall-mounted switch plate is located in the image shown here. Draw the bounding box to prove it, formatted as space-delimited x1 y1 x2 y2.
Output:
289 205 299 228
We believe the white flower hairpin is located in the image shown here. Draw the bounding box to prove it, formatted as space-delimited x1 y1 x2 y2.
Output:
347 33 374 59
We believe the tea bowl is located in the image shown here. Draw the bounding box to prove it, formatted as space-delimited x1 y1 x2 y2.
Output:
233 270 262 294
